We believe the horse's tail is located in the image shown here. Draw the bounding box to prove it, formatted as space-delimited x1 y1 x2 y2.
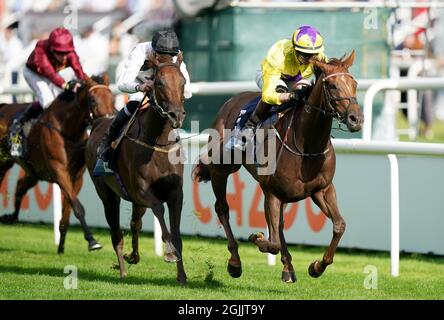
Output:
192 153 211 183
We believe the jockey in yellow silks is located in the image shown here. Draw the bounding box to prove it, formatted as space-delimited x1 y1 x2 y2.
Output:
231 25 328 151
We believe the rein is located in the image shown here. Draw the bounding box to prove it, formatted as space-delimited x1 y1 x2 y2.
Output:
39 84 115 141
274 72 356 158
116 62 185 153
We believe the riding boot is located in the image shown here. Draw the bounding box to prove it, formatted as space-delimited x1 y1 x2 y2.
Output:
9 102 43 157
229 99 270 151
93 101 139 176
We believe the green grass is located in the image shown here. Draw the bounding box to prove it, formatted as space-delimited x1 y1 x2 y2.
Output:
0 224 443 300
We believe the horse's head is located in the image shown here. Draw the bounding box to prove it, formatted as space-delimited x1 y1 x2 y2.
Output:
310 51 364 132
83 74 115 120
149 53 186 129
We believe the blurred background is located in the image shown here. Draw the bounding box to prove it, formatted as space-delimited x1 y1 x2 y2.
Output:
1 0 443 140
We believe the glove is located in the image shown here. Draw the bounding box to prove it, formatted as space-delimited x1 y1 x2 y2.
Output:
64 80 82 93
289 91 299 101
137 80 154 92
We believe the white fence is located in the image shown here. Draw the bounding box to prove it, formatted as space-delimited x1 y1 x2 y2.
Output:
1 81 444 278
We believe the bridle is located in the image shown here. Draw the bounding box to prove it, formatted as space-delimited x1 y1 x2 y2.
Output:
148 62 185 126
305 72 358 123
121 62 186 152
87 84 115 121
274 71 358 158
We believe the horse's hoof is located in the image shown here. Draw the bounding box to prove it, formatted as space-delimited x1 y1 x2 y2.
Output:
57 247 65 255
248 232 265 243
120 272 127 280
88 240 103 251
227 263 242 278
124 253 140 264
164 252 180 263
308 260 323 278
0 214 18 225
281 271 297 283
177 276 188 285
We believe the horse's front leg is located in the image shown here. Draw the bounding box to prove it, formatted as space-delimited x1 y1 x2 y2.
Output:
309 183 345 278
249 191 281 255
124 204 146 264
166 188 187 284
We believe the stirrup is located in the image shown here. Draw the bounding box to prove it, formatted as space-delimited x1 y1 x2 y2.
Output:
224 128 254 151
93 158 115 177
9 131 23 158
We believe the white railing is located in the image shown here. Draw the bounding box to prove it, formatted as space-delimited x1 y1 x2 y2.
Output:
0 79 378 98
363 77 444 141
333 139 444 277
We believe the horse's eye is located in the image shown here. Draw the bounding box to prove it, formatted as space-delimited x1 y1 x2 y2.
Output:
329 84 338 90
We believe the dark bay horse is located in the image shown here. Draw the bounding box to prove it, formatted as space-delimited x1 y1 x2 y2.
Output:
0 75 115 253
193 51 364 283
85 54 187 282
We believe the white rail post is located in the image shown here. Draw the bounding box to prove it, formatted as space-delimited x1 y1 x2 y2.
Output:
53 184 62 245
154 216 163 257
266 227 276 266
388 154 400 277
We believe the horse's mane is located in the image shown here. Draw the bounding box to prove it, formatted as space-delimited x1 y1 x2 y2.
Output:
326 58 344 67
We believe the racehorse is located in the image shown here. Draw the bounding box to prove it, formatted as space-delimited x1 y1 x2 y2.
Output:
0 75 115 254
85 54 187 283
193 51 364 282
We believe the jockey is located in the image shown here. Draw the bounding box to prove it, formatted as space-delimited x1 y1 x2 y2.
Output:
10 27 86 156
231 25 328 151
93 30 192 176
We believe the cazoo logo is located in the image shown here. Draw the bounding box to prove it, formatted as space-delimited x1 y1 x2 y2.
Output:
193 172 327 232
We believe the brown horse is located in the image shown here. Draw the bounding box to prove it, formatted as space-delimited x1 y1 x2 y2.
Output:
193 51 364 282
0 75 115 254
85 54 187 282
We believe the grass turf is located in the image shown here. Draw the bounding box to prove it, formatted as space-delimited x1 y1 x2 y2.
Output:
0 223 443 300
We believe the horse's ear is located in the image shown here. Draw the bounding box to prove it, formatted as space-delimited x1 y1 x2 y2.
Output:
84 75 94 87
342 50 356 69
149 52 160 68
102 73 110 86
176 51 183 66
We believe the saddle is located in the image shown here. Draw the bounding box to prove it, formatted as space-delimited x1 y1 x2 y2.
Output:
233 96 293 132
107 107 150 174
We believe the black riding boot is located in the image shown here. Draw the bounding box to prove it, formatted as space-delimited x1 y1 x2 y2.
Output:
97 109 131 162
229 99 270 151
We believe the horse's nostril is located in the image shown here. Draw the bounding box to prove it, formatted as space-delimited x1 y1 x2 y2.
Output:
348 114 357 124
169 112 177 119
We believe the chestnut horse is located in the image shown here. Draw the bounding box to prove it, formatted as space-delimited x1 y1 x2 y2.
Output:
85 54 187 283
0 75 115 254
193 51 364 282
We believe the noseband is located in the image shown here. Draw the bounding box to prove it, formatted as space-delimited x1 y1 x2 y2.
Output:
148 62 185 125
322 72 358 121
306 72 358 123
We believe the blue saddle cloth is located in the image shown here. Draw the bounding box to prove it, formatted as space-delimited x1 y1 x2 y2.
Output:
234 96 290 130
